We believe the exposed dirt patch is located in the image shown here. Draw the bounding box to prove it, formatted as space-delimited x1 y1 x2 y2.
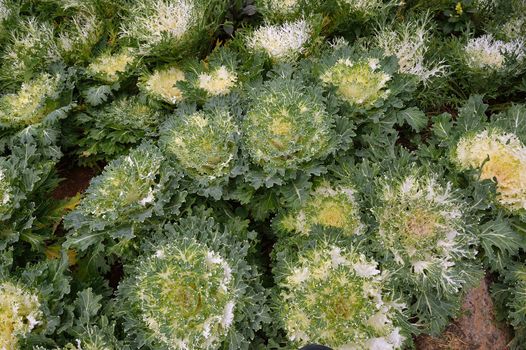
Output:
415 275 511 350
52 166 99 200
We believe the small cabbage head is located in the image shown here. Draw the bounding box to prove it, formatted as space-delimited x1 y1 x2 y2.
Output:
116 216 268 350
197 66 237 96
161 109 239 181
120 0 196 50
0 73 62 128
463 34 524 71
275 242 405 349
278 182 363 237
119 0 228 56
374 171 469 268
243 76 334 175
65 142 164 230
321 58 391 107
87 49 136 84
140 66 187 104
247 19 312 61
453 128 526 213
0 281 42 350
371 167 479 334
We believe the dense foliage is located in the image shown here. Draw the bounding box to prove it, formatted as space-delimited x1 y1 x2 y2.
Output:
1 0 525 349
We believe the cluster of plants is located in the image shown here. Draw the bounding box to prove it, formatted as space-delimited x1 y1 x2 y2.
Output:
1 0 525 349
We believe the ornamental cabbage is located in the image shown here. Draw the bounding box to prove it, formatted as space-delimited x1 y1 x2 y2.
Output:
86 49 136 84
246 19 313 62
116 215 269 350
321 57 391 108
140 66 187 104
197 66 238 97
274 241 406 349
463 34 524 71
453 128 526 213
64 142 186 252
160 106 240 199
374 17 446 83
0 281 43 350
71 96 163 164
242 73 336 183
276 181 364 238
371 167 480 334
0 73 63 129
120 0 228 57
0 18 59 83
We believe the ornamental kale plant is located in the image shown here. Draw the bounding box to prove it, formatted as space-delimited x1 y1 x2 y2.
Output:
2 1 526 349
116 215 269 350
160 102 242 199
272 239 408 349
369 165 481 335
64 142 186 256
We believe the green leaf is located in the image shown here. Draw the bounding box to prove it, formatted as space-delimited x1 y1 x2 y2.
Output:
397 107 428 132
431 113 453 140
457 95 487 132
75 288 103 326
84 85 112 106
479 218 526 272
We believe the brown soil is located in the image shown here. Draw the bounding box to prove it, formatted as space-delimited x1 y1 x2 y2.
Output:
415 276 511 350
52 166 99 200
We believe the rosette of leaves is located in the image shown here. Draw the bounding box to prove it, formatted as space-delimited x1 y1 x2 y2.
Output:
79 47 139 107
274 179 364 244
368 164 481 335
445 32 526 98
241 67 352 189
0 71 74 141
85 48 137 86
314 43 426 159
0 17 60 85
178 47 240 104
373 16 446 85
119 0 229 59
68 95 164 165
0 251 71 349
241 18 322 63
432 97 526 217
450 104 526 218
317 43 419 116
64 142 187 257
138 65 188 106
427 96 526 273
115 214 269 350
160 102 243 199
272 238 408 349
